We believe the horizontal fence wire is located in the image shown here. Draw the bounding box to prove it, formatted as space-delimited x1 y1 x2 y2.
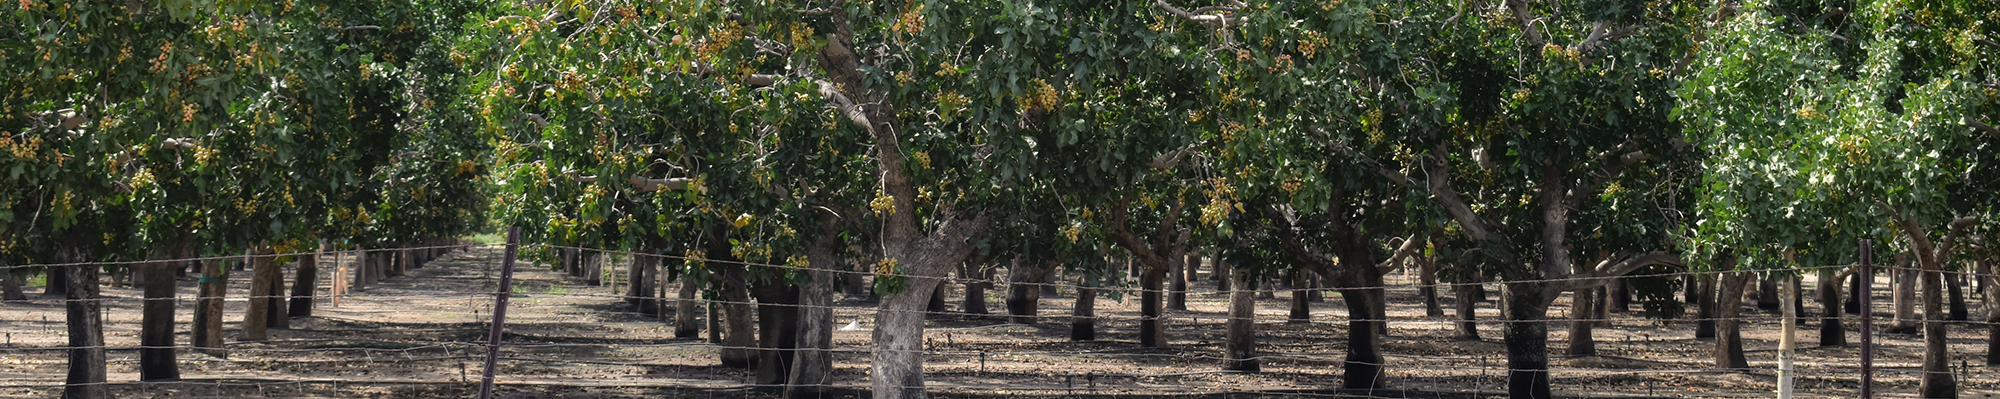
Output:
0 243 1992 398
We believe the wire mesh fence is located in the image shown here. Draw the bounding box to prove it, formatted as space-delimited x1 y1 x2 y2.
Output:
0 240 1995 398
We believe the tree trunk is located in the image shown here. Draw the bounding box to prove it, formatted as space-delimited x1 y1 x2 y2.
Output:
193 255 228 357
675 278 700 339
1696 274 1716 339
754 280 801 389
1503 282 1552 399
289 241 322 318
1567 286 1596 357
1222 263 1258 372
583 251 603 286
1946 271 1966 321
1758 277 1780 311
1005 258 1052 324
386 244 405 278
1281 271 1306 324
1336 276 1388 390
1818 268 1845 347
1454 265 1481 340
1609 278 1631 313
1984 258 1999 366
1918 263 1955 398
242 245 278 341
1847 271 1864 314
1715 271 1752 370
629 255 657 314
844 258 868 298
265 255 288 330
60 231 108 399
1420 256 1442 317
787 208 841 399
1215 258 1232 292
719 263 756 369
961 263 990 316
1892 253 1918 334
1 271 24 301
44 266 67 297
1071 276 1096 341
1168 253 1190 311
1140 267 1165 346
141 237 192 382
871 276 939 399
351 250 368 293
926 281 949 318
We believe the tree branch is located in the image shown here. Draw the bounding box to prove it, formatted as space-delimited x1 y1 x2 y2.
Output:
1504 0 1546 46
1566 150 1651 210
1567 251 1682 291
1372 234 1426 275
1153 0 1236 25
1106 197 1172 271
1965 117 1999 138
1258 205 1342 277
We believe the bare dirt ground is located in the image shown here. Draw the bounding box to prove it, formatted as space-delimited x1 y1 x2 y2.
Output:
0 245 1996 398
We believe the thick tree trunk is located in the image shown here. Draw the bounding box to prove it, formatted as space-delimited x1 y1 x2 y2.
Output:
871 277 939 399
193 256 229 357
926 281 949 318
1 271 24 301
1222 264 1258 372
386 244 405 278
1503 283 1551 399
1140 267 1166 346
961 263 990 316
243 246 278 341
583 251 603 286
1696 274 1716 339
675 279 700 339
1567 287 1596 356
1005 258 1052 324
1454 266 1481 340
1947 272 1966 321
1715 271 1752 370
787 209 842 399
351 250 368 293
1071 277 1097 341
1215 258 1232 292
1918 264 1955 398
1818 268 1845 347
1892 253 1918 334
1168 253 1190 311
629 255 658 314
754 281 801 389
1758 277 1779 311
1986 264 1999 366
44 266 67 297
1609 278 1631 313
719 263 756 369
288 241 321 318
1847 271 1864 314
60 232 107 399
1289 270 1310 323
265 256 287 330
141 237 192 382
1337 283 1387 390
844 257 869 299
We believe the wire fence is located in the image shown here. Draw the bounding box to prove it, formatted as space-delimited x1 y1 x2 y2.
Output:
0 241 1994 398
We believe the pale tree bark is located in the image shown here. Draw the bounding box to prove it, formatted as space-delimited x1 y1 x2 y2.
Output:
1567 285 1597 356
192 252 232 357
1005 257 1055 324
1168 253 1191 311
1454 266 1481 340
1886 213 1972 398
1972 241 2000 365
1892 252 1919 334
1071 275 1097 341
0 271 23 301
1221 260 1258 372
675 274 701 339
242 245 279 341
719 262 755 369
1714 266 1752 370
787 205 844 399
1103 196 1187 347
1420 254 1442 317
628 254 658 314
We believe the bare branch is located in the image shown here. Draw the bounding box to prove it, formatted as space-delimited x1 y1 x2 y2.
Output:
1567 251 1682 291
1566 150 1652 209
1966 117 1999 138
333 25 381 31
1153 0 1236 25
1148 143 1199 169
745 74 778 87
1504 0 1546 46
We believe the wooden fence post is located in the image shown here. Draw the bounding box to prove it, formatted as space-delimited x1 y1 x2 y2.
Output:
478 227 522 399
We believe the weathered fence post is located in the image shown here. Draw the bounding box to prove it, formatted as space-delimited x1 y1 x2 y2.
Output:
1859 239 1874 399
478 227 521 399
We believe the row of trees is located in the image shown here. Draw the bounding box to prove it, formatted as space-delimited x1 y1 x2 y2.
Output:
2 0 489 397
6 0 1995 398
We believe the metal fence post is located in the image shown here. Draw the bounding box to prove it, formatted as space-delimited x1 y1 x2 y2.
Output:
478 227 521 399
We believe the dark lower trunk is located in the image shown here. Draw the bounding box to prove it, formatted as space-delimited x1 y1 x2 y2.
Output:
1986 259 2000 366
1454 279 1481 340
1947 272 1966 321
265 256 287 330
754 281 801 389
1005 258 1050 324
1339 284 1387 391
1 272 24 301
1215 259 1232 292
719 264 756 369
60 232 107 399
1420 257 1442 317
675 279 701 338
1289 271 1310 323
787 210 840 399
44 266 67 297
1567 287 1596 357
1696 274 1716 339
583 251 603 286
1847 271 1864 314
1715 272 1751 370
962 274 990 317
1168 254 1190 311
1503 283 1551 399
1222 264 1258 371
1071 277 1096 341
243 246 278 341
1140 268 1165 346
1919 266 1956 398
1758 278 1779 311
926 282 949 318
193 256 228 357
1818 269 1845 347
289 245 318 318
140 258 180 381
1609 279 1630 313
629 255 659 314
